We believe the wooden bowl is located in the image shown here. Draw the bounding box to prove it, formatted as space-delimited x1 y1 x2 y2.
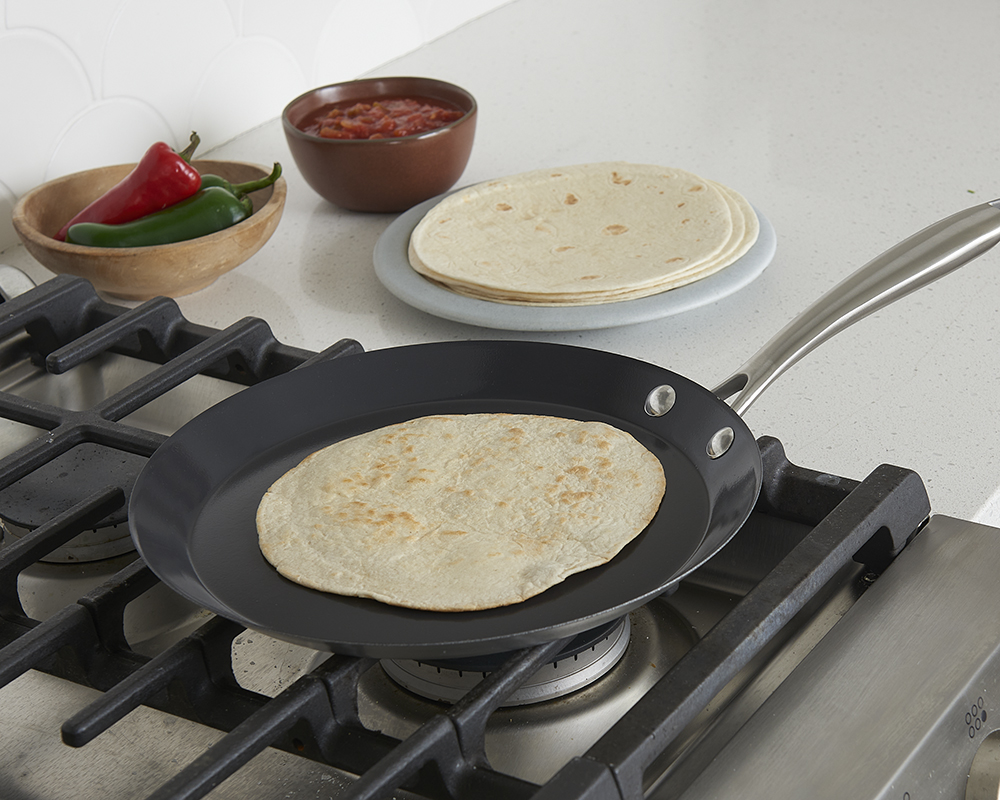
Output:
282 77 476 212
11 159 286 301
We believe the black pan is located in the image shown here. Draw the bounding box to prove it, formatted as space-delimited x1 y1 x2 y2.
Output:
129 199 1000 659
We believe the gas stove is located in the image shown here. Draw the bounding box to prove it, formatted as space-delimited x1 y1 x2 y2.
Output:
1 269 998 799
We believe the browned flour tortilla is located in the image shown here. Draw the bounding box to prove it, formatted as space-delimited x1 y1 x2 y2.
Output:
255 413 666 611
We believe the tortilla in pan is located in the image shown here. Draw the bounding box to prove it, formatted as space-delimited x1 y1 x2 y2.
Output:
256 413 666 611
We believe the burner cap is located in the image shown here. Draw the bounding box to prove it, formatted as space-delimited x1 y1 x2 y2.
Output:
382 615 631 706
0 443 145 561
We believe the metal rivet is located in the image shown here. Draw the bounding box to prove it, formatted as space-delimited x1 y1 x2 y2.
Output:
644 385 676 416
707 427 734 459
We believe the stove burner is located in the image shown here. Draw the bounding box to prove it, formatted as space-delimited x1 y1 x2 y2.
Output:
0 443 143 562
382 616 631 706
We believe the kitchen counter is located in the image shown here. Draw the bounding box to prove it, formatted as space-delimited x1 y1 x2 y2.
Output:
3 0 999 524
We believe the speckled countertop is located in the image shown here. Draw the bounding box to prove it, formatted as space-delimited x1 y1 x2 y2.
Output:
3 0 1000 524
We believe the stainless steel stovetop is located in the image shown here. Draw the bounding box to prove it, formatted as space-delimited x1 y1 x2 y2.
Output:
1 269 999 799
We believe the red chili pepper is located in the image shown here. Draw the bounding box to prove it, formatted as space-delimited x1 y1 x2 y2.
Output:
53 132 202 241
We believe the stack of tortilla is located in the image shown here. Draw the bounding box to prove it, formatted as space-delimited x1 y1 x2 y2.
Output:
407 162 759 306
256 413 666 612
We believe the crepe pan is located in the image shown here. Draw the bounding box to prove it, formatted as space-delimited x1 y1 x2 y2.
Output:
129 199 1000 659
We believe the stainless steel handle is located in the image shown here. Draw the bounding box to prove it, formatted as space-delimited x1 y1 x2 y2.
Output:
713 199 1000 416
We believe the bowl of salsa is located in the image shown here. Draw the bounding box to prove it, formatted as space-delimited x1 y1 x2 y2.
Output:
282 77 477 213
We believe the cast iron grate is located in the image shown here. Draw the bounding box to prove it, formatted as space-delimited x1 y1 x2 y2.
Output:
0 275 932 800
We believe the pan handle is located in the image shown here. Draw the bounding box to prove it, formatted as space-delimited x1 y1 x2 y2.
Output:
713 199 1000 416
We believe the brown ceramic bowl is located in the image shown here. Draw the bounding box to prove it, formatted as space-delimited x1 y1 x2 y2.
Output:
11 160 286 301
282 77 477 213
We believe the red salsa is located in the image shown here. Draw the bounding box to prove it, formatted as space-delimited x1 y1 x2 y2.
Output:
304 96 465 140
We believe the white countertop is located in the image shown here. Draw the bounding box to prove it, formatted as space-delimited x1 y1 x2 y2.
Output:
3 0 1000 523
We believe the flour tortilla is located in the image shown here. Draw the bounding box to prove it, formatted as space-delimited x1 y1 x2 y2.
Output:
407 162 758 306
256 413 666 612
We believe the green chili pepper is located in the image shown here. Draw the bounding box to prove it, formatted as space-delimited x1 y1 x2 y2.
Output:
65 162 282 248
198 163 282 196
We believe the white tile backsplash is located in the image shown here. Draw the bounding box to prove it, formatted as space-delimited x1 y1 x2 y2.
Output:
0 0 509 250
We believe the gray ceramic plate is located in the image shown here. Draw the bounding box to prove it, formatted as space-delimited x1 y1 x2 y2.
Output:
373 194 776 331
